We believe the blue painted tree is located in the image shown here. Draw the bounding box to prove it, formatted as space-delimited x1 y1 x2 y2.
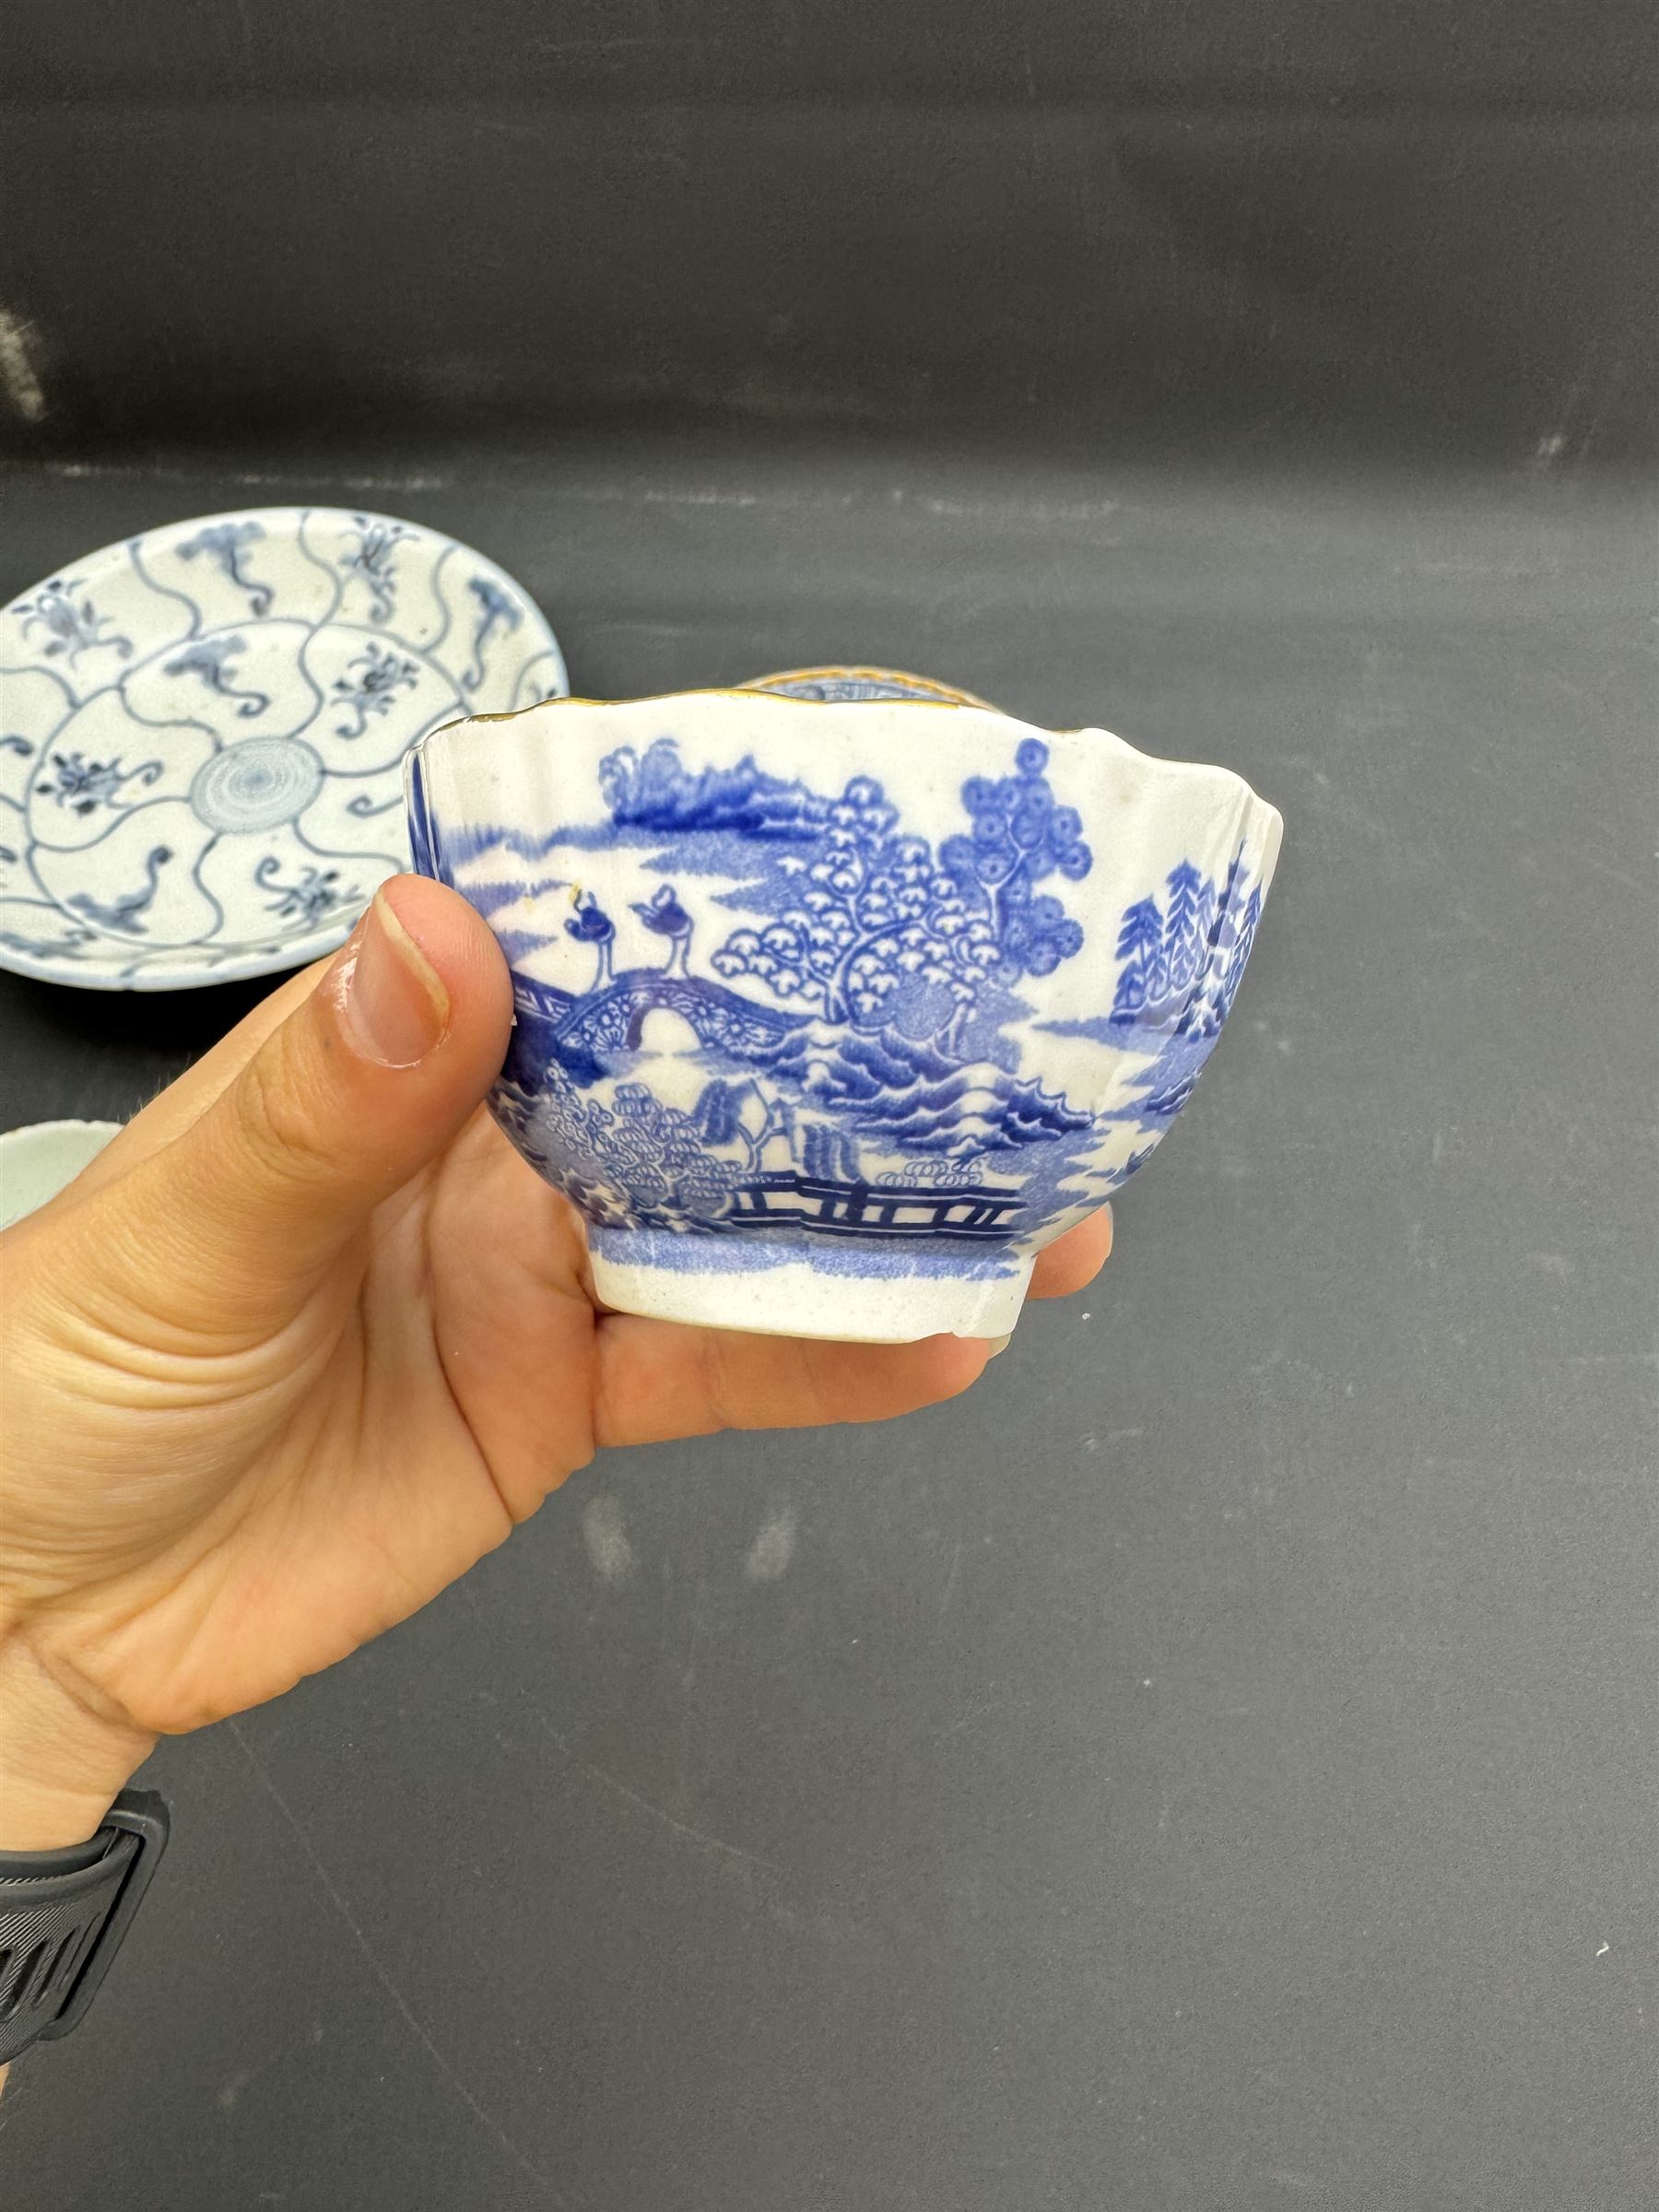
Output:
693 1078 743 1147
584 1080 745 1227
939 739 1091 983
802 1121 860 1182
593 735 1090 1058
1109 850 1260 1036
713 777 1002 1041
747 1087 796 1169
693 1077 794 1171
1110 898 1165 1020
1176 849 1252 1036
1221 882 1263 1010
1160 861 1212 1004
1103 848 1264 1146
564 889 615 989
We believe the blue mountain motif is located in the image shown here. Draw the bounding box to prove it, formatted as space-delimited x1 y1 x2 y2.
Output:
751 1023 1091 1157
599 739 827 840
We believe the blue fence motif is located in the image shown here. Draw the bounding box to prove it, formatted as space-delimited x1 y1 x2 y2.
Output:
724 1172 1022 1241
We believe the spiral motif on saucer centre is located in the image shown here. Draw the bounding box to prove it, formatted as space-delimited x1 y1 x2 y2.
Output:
189 737 326 833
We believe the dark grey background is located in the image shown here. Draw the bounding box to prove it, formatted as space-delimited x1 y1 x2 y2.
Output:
3 0 1655 463
1 6 1654 2209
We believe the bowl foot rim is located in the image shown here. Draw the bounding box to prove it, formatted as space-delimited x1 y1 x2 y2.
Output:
586 1240 1033 1344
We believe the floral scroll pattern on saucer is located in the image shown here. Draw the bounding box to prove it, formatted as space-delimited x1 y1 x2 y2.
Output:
0 508 565 990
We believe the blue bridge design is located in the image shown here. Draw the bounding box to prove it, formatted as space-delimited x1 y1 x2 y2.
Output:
512 970 804 1056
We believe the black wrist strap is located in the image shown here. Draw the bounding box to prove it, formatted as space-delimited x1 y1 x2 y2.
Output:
0 1791 169 2065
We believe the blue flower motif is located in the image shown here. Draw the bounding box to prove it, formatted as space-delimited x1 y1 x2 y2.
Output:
163 636 270 718
463 577 523 690
40 748 163 815
66 844 171 934
255 856 361 928
332 644 418 737
177 523 272 615
340 517 412 622
16 579 132 665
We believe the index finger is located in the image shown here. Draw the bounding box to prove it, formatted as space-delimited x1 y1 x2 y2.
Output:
592 1316 990 1450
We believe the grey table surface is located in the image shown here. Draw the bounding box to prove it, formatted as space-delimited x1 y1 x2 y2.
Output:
0 437 1653 2210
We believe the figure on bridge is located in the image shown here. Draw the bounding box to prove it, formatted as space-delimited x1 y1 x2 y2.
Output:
564 889 616 990
631 882 694 975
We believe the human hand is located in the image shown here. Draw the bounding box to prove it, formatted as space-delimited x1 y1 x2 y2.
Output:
0 878 1112 1850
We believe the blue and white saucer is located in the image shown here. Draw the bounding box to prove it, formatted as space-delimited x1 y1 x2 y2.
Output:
0 508 566 990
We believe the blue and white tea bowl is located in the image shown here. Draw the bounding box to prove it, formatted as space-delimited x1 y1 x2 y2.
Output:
407 688 1282 1342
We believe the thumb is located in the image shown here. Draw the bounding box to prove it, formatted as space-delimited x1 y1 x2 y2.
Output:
92 877 513 1332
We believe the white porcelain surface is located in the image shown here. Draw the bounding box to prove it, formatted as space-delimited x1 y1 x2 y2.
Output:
0 508 565 991
0 1118 123 1230
410 690 1283 1341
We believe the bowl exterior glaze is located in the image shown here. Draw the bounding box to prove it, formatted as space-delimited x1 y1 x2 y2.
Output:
408 691 1282 1340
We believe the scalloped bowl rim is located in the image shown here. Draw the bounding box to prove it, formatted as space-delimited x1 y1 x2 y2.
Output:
408 688 1284 842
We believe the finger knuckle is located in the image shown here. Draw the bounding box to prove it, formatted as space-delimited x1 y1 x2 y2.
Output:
790 1340 840 1430
698 1329 747 1432
231 1042 341 1194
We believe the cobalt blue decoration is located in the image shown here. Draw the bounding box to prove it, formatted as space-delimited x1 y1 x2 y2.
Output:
408 688 1282 1342
0 507 565 990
